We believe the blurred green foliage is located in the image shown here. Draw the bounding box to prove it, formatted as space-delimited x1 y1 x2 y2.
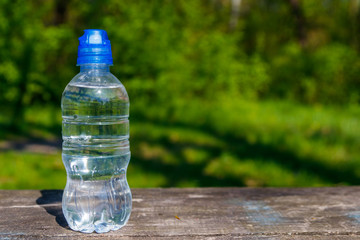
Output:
0 0 359 189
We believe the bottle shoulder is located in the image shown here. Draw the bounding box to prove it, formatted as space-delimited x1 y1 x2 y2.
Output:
68 72 125 88
62 72 129 103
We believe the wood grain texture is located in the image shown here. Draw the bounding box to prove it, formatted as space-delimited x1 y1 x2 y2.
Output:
1 187 360 239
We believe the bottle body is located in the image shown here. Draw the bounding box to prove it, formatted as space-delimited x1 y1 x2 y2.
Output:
61 64 131 233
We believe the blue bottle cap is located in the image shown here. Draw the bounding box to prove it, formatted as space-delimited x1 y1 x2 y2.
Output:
77 29 113 65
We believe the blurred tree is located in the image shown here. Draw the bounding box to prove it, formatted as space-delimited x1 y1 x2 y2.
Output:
0 0 359 133
286 0 307 48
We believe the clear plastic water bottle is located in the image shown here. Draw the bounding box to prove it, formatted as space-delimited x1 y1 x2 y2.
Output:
61 29 131 233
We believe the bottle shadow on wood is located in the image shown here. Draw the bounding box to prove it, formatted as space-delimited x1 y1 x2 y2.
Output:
36 190 69 229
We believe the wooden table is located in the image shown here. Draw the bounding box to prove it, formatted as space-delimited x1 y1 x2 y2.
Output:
1 187 360 239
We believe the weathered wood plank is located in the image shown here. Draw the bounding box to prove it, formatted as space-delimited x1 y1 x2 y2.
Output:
0 187 360 239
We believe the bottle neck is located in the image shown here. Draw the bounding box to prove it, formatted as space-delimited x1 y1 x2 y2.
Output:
80 64 110 73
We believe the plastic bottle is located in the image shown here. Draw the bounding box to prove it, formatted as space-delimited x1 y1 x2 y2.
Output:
61 29 132 233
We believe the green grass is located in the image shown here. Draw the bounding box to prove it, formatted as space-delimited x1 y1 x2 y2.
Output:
0 151 64 189
0 100 359 189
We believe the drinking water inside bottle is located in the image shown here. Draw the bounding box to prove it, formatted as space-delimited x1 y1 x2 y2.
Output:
62 83 131 233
